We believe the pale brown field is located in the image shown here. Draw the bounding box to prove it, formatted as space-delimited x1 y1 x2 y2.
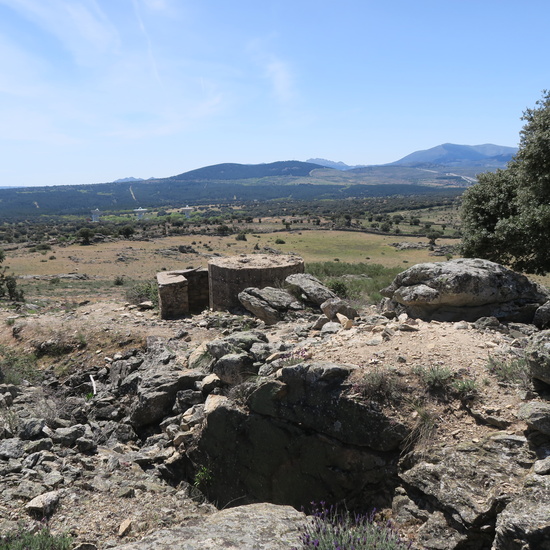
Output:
5 231 460 282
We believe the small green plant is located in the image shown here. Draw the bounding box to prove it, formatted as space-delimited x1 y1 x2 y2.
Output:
292 503 411 550
403 400 437 453
0 345 39 385
327 279 349 298
0 526 72 550
451 377 478 399
413 364 453 393
353 367 406 404
125 281 159 307
486 355 531 388
235 232 247 241
5 318 15 327
113 275 125 286
193 465 213 490
275 238 286 244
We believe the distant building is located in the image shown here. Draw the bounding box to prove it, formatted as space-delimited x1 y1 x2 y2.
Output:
91 209 101 222
181 205 194 218
134 207 147 220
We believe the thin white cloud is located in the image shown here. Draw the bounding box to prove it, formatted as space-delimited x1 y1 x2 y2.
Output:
132 0 162 85
265 57 293 104
246 37 296 106
0 0 119 65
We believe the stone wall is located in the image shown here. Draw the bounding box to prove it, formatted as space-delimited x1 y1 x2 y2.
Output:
208 254 304 311
157 271 189 319
184 268 209 313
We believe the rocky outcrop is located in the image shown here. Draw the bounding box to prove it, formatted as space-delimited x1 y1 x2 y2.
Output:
185 361 408 509
381 258 549 322
111 503 304 550
398 433 535 549
237 287 302 325
285 273 337 305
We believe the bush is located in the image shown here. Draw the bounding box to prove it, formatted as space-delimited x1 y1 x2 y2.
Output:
125 281 158 307
327 279 349 298
0 527 72 550
486 355 531 388
235 232 247 241
353 367 407 404
275 238 286 244
293 503 410 550
0 345 39 385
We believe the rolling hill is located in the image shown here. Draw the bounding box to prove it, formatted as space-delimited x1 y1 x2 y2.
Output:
0 145 514 218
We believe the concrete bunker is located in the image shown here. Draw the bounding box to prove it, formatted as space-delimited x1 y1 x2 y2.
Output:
157 254 304 319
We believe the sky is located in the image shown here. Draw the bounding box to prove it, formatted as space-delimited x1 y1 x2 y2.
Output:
0 0 549 187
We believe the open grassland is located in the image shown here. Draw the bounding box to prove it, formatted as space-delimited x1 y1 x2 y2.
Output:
6 231 458 277
3 230 460 304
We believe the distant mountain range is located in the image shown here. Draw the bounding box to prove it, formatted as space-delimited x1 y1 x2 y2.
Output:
388 143 517 168
308 144 517 171
0 143 516 218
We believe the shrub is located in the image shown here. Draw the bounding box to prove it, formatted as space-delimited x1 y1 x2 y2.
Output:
413 364 453 393
125 281 158 307
486 355 531 388
353 367 407 404
0 345 39 385
275 238 286 244
293 503 411 550
327 279 349 298
0 526 72 550
235 232 247 241
113 275 124 286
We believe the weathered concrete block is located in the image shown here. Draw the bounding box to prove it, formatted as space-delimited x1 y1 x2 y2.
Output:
208 254 304 311
157 271 189 319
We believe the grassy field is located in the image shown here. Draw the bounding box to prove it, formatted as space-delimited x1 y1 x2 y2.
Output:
3 230 460 305
4 226 550 308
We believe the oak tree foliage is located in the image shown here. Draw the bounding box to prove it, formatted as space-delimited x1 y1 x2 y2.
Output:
461 91 550 274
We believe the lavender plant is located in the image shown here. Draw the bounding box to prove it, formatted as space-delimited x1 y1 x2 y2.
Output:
293 502 411 550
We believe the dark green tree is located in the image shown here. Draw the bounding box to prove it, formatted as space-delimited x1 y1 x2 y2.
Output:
461 90 550 274
120 225 135 239
77 227 94 245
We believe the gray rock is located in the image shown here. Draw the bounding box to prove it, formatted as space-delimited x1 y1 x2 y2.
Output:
534 457 550 475
534 301 550 329
399 434 534 531
492 474 550 550
320 297 358 320
189 362 406 509
51 424 86 446
238 289 282 325
381 258 549 322
526 330 550 385
111 503 304 550
0 437 25 459
320 321 342 334
285 273 337 305
25 490 61 516
18 418 46 440
518 401 550 435
213 353 257 385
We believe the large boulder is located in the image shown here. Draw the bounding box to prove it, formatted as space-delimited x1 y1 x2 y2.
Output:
238 287 302 325
526 330 550 385
111 503 304 550
285 273 337 306
381 258 549 322
399 433 535 549
492 474 550 550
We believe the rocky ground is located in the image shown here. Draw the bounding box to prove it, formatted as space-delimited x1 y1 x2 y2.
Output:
0 266 549 549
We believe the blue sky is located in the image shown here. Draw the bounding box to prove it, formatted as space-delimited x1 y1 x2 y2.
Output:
0 0 548 187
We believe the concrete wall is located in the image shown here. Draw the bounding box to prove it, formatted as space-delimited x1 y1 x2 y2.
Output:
208 254 304 311
157 271 189 319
